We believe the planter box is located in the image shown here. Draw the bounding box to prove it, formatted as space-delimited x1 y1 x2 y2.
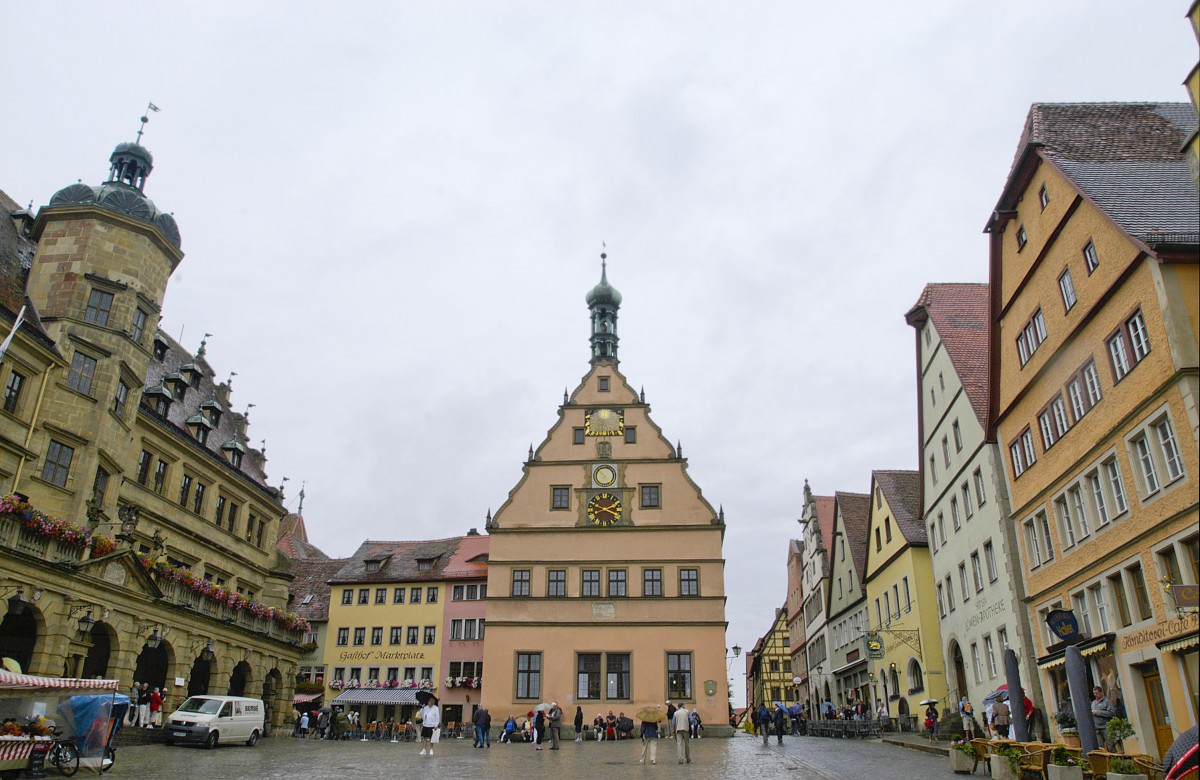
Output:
992 759 1020 780
1107 774 1142 780
949 749 974 773
1060 731 1080 748
1048 765 1084 780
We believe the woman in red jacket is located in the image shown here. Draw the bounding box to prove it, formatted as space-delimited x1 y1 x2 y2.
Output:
149 688 164 728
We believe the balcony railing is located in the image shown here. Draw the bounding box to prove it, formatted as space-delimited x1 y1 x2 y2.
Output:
1 519 88 563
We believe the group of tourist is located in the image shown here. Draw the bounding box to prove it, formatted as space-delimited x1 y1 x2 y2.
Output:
125 681 164 728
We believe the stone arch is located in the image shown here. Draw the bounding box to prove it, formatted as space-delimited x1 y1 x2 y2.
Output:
263 668 283 731
187 652 213 697
133 636 176 690
228 660 252 697
0 600 43 673
82 621 118 679
948 640 967 703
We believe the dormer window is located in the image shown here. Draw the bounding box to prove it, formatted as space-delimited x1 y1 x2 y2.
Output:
196 427 209 445
365 560 382 574
222 439 246 469
180 363 203 390
301 594 315 605
153 334 169 361
201 400 223 428
144 385 172 417
164 372 188 400
417 558 435 572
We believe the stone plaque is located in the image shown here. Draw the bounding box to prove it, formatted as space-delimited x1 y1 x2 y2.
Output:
102 561 127 586
591 602 616 620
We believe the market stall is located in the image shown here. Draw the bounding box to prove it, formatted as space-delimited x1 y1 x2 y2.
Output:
0 668 119 777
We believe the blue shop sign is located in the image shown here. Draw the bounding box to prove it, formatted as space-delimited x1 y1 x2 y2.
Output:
1046 609 1081 642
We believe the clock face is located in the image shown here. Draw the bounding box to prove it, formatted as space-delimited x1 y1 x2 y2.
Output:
593 464 617 488
585 408 624 436
587 493 622 526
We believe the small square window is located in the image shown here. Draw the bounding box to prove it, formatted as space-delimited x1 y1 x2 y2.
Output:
573 427 585 445
598 376 610 392
640 484 660 509
1039 184 1049 210
551 486 570 510
624 426 637 444
1016 225 1028 251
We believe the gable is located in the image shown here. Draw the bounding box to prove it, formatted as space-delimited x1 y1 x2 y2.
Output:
68 549 163 600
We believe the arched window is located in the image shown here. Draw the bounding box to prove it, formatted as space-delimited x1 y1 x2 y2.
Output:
908 659 924 693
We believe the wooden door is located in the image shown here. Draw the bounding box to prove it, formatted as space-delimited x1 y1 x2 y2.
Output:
1142 672 1173 757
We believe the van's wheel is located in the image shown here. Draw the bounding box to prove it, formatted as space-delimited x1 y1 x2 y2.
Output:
205 731 219 749
246 730 259 747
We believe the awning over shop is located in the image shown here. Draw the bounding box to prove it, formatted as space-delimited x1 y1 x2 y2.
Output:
831 658 867 677
1156 629 1199 654
331 688 421 706
293 692 323 705
1037 633 1114 671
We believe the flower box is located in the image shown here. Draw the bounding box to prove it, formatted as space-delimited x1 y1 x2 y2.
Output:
949 748 974 773
992 759 1020 780
1106 774 1141 780
1048 766 1084 780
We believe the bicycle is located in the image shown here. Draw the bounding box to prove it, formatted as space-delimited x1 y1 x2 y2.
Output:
47 731 79 777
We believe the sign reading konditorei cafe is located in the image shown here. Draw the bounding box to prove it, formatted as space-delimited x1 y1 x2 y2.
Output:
1119 612 1199 653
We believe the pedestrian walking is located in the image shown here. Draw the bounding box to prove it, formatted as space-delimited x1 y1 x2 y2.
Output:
299 711 310 739
773 704 786 745
137 683 151 728
532 709 545 750
672 702 691 764
992 697 1011 739
149 687 163 728
959 696 975 740
925 703 939 742
574 705 584 742
665 701 677 739
473 706 491 748
417 700 440 756
548 702 562 749
638 717 659 765
317 708 329 739
1090 686 1117 750
758 703 772 746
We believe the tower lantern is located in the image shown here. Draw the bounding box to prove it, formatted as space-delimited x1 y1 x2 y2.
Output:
585 252 622 364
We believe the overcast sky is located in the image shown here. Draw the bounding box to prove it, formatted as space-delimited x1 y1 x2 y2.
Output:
3 2 1194 706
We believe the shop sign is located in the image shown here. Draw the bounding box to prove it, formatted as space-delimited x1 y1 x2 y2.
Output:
1046 609 1081 643
1119 612 1200 652
336 650 427 662
1172 584 1199 610
865 633 884 659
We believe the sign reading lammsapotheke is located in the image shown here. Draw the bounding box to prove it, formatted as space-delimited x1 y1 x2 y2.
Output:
1119 613 1199 652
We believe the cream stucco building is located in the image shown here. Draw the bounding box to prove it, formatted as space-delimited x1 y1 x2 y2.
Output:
481 262 731 730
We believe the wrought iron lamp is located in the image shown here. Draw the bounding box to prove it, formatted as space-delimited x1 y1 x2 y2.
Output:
69 605 96 636
4 587 29 616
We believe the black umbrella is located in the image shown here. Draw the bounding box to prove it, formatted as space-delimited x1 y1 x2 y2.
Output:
415 690 439 706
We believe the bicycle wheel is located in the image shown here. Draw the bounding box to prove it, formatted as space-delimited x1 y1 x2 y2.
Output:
55 742 80 777
101 746 115 772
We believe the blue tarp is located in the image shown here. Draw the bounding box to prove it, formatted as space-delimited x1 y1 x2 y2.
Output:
56 693 127 770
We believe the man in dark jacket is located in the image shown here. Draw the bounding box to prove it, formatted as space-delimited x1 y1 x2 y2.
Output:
773 706 787 744
472 706 491 748
757 704 772 745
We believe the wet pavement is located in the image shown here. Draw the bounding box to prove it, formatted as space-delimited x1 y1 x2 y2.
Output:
114 731 969 779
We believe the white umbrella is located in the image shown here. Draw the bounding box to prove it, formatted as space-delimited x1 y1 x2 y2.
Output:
533 702 553 712
919 699 938 706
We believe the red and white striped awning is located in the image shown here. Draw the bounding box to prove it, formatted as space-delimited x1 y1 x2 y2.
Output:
0 669 119 694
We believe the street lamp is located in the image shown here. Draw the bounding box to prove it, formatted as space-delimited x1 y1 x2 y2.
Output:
4 587 29 616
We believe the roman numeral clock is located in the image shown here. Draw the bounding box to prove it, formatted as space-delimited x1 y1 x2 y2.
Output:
582 409 627 527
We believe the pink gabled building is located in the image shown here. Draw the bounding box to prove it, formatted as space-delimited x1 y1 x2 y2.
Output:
439 530 489 728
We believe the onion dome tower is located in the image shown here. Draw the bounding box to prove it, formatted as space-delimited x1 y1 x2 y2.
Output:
585 252 621 364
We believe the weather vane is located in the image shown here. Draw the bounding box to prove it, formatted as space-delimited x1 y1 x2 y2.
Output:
135 102 161 145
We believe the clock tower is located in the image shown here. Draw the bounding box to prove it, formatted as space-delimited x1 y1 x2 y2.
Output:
481 259 731 732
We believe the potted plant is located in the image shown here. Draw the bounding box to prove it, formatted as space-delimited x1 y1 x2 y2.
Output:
1107 756 1141 780
991 742 1024 780
1055 707 1080 748
948 739 976 773
1048 746 1089 780
1105 717 1135 753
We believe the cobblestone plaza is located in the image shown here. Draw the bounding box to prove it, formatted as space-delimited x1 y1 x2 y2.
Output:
116 733 963 779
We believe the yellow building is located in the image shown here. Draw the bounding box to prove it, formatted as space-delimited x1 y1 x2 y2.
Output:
747 605 792 710
0 138 302 731
863 470 947 724
987 103 1198 759
322 537 462 724
481 262 731 731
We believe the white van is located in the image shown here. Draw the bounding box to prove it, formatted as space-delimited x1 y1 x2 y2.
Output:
164 695 265 748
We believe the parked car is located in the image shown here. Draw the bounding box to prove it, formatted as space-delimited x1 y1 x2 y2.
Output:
164 696 264 749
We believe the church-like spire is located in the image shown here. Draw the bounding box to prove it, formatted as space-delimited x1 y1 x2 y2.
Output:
585 248 622 364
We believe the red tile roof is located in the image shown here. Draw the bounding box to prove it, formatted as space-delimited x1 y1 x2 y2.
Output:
908 283 990 428
814 495 836 552
442 533 489 579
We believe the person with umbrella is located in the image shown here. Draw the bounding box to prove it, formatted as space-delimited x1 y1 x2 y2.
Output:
772 702 787 745
532 705 546 750
923 699 939 742
636 706 664 765
416 691 441 757
992 694 1011 739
